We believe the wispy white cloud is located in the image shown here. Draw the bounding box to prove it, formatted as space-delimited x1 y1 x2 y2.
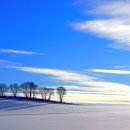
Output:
73 1 130 50
114 66 128 69
88 69 130 74
7 66 129 87
0 49 41 55
88 1 130 18
0 59 20 65
9 66 96 84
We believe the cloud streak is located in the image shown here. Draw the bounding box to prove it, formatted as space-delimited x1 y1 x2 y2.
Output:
73 1 130 50
88 1 130 18
0 49 41 55
9 66 96 84
0 59 20 65
89 68 130 74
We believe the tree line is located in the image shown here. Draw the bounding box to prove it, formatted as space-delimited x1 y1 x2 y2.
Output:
0 82 66 103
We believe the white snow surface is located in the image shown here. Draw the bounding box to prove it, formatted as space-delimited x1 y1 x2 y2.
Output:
0 99 130 130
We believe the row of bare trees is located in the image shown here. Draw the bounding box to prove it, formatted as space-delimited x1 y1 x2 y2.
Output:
0 82 66 103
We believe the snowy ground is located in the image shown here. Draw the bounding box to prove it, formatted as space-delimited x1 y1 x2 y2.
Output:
0 98 130 130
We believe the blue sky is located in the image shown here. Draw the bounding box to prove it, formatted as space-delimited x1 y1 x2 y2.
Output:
1 0 130 103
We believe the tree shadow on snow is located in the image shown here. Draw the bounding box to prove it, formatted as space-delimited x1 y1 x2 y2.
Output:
0 97 47 111
0 96 75 111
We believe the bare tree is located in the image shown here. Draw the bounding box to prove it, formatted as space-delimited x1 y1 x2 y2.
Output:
27 82 37 98
20 82 38 98
39 87 49 100
0 83 7 97
10 83 19 97
39 87 44 99
20 82 28 98
57 87 66 103
48 88 54 101
31 84 38 99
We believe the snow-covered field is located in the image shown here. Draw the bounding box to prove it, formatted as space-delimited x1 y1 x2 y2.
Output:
0 98 130 130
